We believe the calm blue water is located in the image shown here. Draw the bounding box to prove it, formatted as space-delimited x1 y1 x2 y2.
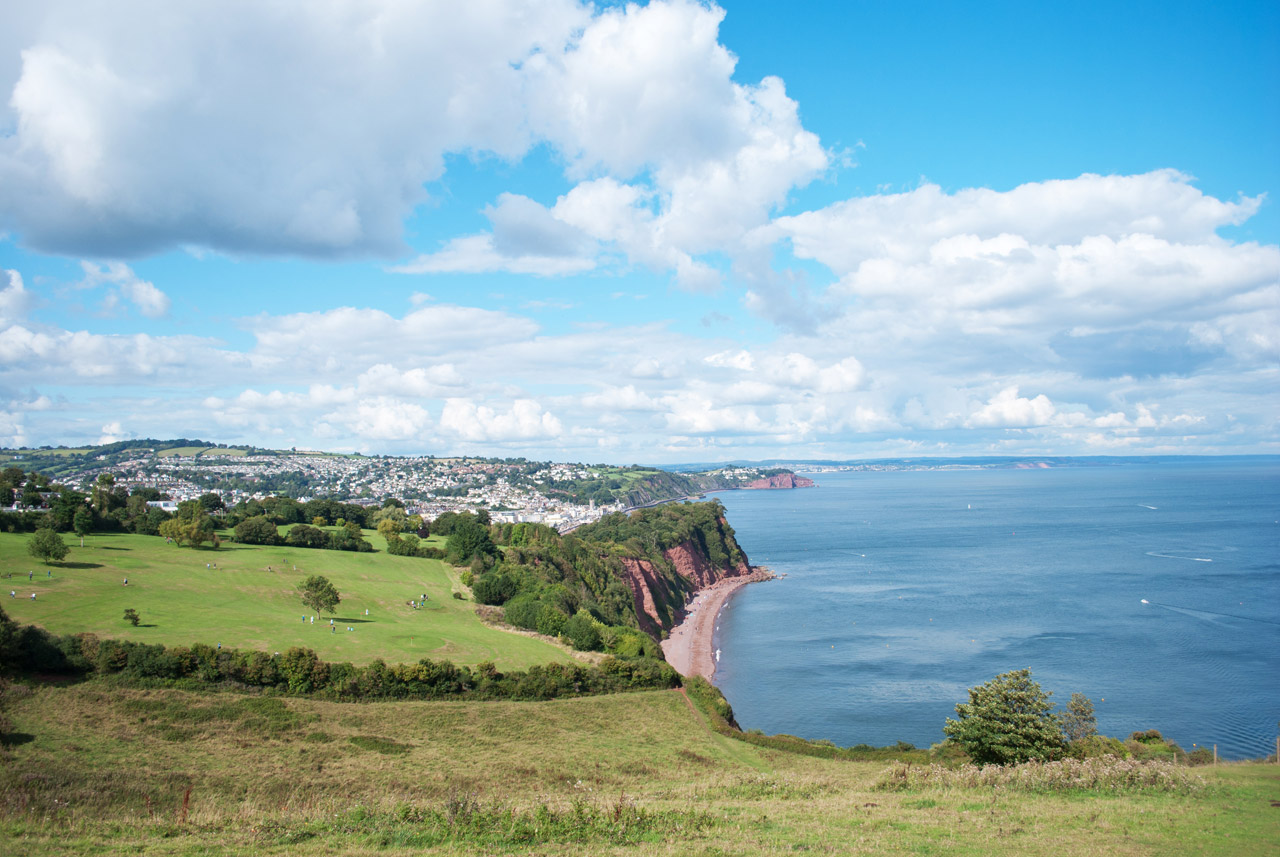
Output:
712 460 1280 760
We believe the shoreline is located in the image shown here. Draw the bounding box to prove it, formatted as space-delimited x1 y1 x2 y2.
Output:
660 567 775 682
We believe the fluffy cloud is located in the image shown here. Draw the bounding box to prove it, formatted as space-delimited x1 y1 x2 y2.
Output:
0 0 589 257
966 387 1059 428
77 261 171 318
395 2 827 289
2 0 823 286
0 270 35 323
439 398 563 442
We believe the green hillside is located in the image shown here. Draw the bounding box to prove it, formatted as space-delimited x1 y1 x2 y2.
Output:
1 680 1275 856
0 531 570 670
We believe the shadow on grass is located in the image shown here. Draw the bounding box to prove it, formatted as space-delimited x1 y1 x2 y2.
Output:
98 546 131 551
0 732 35 748
56 562 104 569
331 618 375 624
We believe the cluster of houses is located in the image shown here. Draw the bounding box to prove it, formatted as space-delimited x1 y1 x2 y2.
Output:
53 450 623 531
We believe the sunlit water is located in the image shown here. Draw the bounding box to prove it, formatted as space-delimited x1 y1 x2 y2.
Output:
712 460 1280 759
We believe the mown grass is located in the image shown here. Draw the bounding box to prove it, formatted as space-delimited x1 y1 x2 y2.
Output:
0 531 570 670
1 680 1276 856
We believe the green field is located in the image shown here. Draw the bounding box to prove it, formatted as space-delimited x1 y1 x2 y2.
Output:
0 531 570 670
1 680 1276 856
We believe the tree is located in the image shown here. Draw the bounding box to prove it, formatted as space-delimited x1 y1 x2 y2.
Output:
943 669 1065 766
564 610 603 651
1062 692 1098 742
94 473 116 512
445 516 498 565
27 528 69 564
376 518 403 540
20 482 41 509
285 524 329 549
198 492 225 514
234 515 281 546
123 608 141 626
298 575 340 615
73 507 93 546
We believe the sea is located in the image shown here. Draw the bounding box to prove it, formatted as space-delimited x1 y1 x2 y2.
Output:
711 458 1280 760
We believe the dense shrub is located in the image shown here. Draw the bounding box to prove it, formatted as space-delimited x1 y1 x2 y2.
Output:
563 610 603 651
472 573 517 606
503 594 543 630
1068 735 1129 759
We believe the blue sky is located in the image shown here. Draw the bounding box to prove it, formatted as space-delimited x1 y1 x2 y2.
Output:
0 0 1276 462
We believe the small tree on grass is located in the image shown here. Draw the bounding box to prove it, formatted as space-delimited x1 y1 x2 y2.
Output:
73 507 93 547
27 528 69 564
298 575 340 615
1062 692 1098 742
123 608 141 626
943 668 1065 766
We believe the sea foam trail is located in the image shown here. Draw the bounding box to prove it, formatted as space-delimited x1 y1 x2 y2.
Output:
1146 551 1212 562
1145 601 1280 628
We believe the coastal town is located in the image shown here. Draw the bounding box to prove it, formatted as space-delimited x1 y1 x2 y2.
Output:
2 441 809 531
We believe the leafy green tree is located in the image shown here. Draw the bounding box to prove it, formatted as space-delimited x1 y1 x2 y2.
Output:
123 608 141 626
158 517 185 544
20 482 41 509
27 527 69 564
285 524 329 548
73 507 93 546
47 490 87 531
445 516 498 565
298 575 340 615
234 515 281 545
1062 692 1098 742
197 492 225 513
186 510 218 549
376 518 403 540
943 669 1065 766
94 473 116 512
564 610 603 651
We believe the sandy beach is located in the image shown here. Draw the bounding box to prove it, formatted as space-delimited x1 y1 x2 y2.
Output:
660 568 773 681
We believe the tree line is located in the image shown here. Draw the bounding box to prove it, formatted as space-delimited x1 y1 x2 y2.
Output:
0 604 678 703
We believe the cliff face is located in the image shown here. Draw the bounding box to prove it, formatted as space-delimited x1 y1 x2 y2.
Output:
742 472 816 489
618 537 753 636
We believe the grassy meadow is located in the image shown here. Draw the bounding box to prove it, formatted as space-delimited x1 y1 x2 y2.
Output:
0 530 570 670
2 527 1277 855
1 680 1277 856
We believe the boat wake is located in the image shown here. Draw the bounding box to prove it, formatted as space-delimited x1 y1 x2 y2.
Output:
1146 551 1212 562
1142 600 1280 628
1137 504 1158 510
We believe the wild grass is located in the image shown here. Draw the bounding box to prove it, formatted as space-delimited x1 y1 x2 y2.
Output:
2 680 1276 856
875 755 1208 794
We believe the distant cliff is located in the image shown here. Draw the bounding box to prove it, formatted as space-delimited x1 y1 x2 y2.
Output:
742 472 816 489
599 468 815 508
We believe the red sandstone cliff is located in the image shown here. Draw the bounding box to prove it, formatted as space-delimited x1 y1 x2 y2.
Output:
742 472 816 489
618 539 754 636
